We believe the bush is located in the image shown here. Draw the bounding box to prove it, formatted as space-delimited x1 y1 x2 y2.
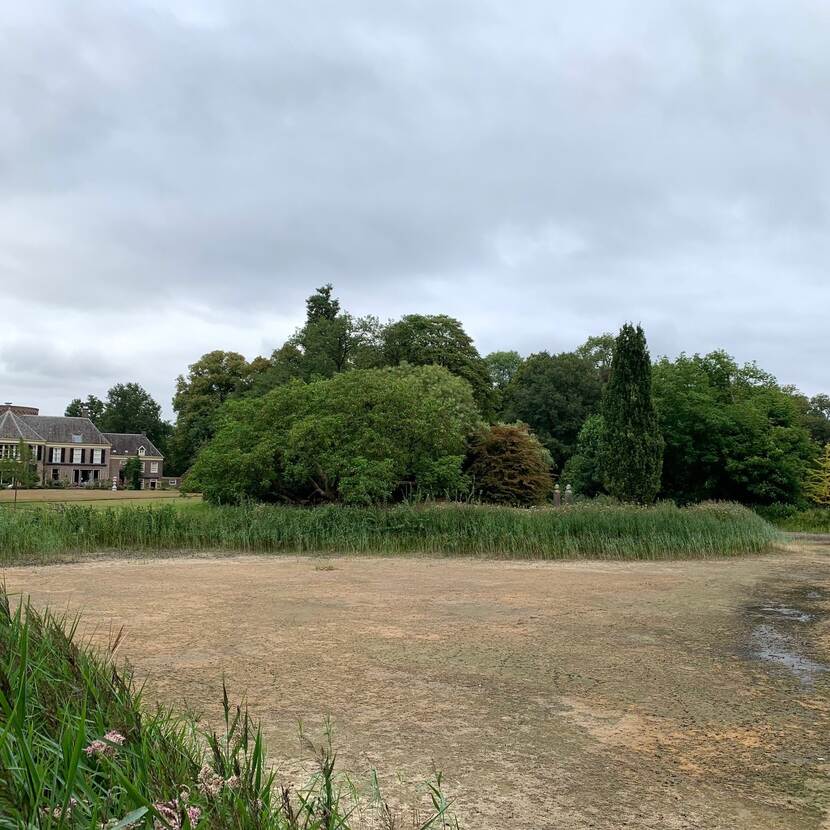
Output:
187 364 482 505
465 423 553 506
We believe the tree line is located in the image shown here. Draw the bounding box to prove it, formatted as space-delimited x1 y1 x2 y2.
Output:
64 285 830 507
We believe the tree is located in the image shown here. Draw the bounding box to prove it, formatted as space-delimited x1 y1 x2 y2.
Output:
187 365 482 505
465 423 553 506
169 350 252 474
501 351 602 469
0 441 37 501
794 393 830 447
249 287 385 394
575 333 615 385
484 351 524 391
98 383 171 451
600 324 663 503
805 444 830 506
123 456 143 490
652 352 815 505
561 414 606 497
65 395 105 424
381 314 495 416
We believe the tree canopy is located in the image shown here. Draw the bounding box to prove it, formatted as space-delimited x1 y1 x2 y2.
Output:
381 314 495 416
187 364 482 505
652 351 815 505
500 351 602 469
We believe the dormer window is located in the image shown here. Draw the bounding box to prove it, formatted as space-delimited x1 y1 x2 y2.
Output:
72 434 82 443
138 446 146 456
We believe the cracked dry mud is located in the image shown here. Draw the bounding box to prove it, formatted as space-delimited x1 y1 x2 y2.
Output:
4 537 829 829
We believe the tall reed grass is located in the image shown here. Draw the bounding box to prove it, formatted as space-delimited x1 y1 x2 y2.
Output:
0 500 778 564
0 590 457 828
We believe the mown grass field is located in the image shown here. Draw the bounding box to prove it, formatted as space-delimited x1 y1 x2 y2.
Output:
0 500 778 565
0 488 201 507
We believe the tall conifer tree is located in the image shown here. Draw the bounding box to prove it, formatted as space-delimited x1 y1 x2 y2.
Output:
601 324 664 503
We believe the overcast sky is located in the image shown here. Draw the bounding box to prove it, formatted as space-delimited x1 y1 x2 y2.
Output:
1 0 828 418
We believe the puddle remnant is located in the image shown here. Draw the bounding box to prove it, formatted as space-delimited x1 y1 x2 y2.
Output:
745 589 829 686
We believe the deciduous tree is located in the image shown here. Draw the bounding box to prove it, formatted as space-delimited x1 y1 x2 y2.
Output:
501 351 602 468
188 365 482 505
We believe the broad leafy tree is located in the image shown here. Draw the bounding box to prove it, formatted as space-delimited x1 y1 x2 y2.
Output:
601 324 663 503
575 333 615 385
187 365 482 505
652 351 814 505
169 350 252 474
561 414 606 497
98 383 170 450
65 395 105 424
381 314 495 416
501 351 602 469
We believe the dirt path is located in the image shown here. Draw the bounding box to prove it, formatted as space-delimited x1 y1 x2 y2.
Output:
4 541 829 829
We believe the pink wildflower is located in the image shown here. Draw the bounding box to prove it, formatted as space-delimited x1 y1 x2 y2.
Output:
84 731 126 758
197 764 224 798
186 805 201 825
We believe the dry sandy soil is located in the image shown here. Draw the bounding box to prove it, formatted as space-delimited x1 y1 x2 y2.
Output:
4 540 829 829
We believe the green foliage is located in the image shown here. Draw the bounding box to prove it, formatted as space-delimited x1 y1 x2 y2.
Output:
0 441 38 489
652 351 815 505
574 333 615 384
561 414 606 497
65 395 105 423
65 387 170 453
0 501 778 563
249 287 385 396
465 423 554 506
123 457 143 491
381 314 495 416
99 383 171 452
188 364 482 505
794 392 830 446
501 351 602 469
169 350 253 474
755 503 830 533
0 589 458 829
484 351 524 391
600 324 663 504
805 444 830 506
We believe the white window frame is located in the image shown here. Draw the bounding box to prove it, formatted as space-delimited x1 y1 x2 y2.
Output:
138 446 146 456
92 448 102 464
150 461 159 474
51 447 61 463
72 448 82 464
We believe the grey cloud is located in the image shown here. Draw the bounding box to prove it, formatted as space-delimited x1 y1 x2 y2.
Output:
0 0 827 412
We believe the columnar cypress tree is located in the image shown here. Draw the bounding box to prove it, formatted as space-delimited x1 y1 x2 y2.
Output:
601 324 664 503
805 443 830 506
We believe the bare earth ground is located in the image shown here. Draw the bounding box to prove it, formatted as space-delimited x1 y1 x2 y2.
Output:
3 540 830 829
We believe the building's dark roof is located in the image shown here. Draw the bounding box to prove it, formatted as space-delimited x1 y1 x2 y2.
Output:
102 433 163 458
0 409 45 442
21 416 109 446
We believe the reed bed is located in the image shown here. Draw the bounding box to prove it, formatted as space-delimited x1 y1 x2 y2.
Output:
0 500 778 564
0 589 457 829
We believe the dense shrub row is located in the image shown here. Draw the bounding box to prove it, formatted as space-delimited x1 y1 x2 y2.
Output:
0 501 778 564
